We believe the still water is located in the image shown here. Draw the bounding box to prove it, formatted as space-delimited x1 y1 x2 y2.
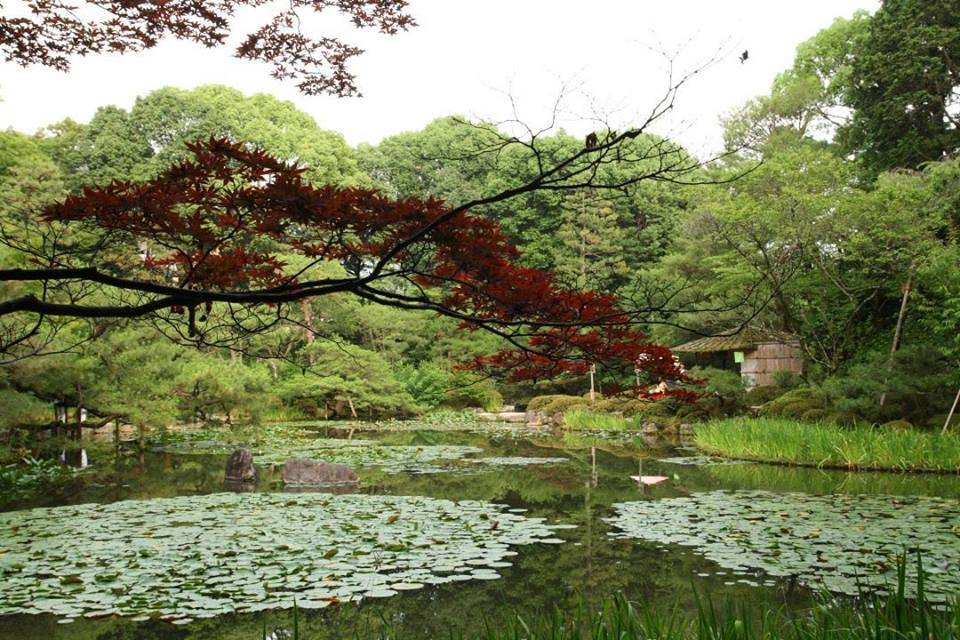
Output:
1 423 959 639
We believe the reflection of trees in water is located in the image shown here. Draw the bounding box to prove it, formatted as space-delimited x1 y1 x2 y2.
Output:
705 462 960 499
5 429 912 639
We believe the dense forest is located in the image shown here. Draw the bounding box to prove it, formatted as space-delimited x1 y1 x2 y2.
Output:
1 3 959 433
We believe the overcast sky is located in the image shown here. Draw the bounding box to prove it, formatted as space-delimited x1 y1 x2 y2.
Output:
1 0 878 157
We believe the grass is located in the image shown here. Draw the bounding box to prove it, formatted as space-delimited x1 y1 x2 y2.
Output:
264 557 960 639
562 410 642 431
695 417 960 473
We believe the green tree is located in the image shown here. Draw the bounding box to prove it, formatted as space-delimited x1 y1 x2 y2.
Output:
844 0 960 173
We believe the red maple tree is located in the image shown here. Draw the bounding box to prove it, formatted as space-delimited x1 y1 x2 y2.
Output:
0 0 414 95
0 4 725 391
1 137 692 392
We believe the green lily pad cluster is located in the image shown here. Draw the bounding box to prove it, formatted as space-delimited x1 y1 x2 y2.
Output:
470 457 568 466
0 492 573 623
607 491 960 601
657 456 746 466
152 429 484 473
149 425 570 473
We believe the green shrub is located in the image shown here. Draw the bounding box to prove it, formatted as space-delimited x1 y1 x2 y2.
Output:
593 397 657 417
772 369 803 389
744 385 785 405
760 387 830 419
689 366 745 411
563 410 640 431
397 362 449 408
677 396 723 421
822 346 959 425
542 396 590 416
882 419 914 430
527 395 578 412
442 373 502 411
801 408 829 421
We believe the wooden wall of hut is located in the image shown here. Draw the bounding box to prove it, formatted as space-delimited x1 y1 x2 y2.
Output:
740 341 803 388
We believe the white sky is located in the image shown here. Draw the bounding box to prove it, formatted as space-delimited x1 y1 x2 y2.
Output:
0 0 878 157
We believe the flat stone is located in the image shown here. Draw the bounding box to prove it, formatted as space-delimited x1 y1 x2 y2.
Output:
281 459 359 486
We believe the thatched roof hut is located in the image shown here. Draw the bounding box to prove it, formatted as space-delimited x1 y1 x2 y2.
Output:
673 328 803 389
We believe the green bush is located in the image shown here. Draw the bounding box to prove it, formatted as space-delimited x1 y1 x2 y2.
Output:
826 410 862 427
772 369 803 389
760 387 830 419
397 362 449 408
882 419 914 430
801 408 829 421
541 396 591 416
527 395 579 412
443 373 503 411
745 385 785 405
689 366 746 410
563 410 640 431
822 346 959 425
592 397 658 417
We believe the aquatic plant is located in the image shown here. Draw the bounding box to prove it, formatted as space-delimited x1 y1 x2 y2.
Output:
0 457 83 505
247 557 960 639
562 410 643 432
0 492 574 623
695 418 960 472
607 490 960 601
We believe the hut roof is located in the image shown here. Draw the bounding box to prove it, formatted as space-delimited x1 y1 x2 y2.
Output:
672 328 798 353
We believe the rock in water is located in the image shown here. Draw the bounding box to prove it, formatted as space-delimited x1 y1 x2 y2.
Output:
225 448 258 483
282 459 359 486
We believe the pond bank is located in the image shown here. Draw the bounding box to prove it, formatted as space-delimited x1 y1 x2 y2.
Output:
695 417 960 474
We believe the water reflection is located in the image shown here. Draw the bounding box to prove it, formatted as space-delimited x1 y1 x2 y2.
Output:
59 448 89 469
0 424 958 640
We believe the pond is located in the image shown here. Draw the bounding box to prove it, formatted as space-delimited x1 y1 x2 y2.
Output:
1 420 959 639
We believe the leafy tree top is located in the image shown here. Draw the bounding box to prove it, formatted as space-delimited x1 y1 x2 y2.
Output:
0 0 415 95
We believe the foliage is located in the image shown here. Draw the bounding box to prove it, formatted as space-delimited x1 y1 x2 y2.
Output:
0 1 415 96
0 492 571 621
743 385 786 406
758 387 833 421
527 395 580 413
289 341 418 418
610 490 960 600
442 374 503 411
563 410 641 432
0 457 82 506
397 362 449 409
695 418 960 472
821 346 960 425
843 0 960 174
691 367 745 400
6 135 688 388
0 387 48 429
539 396 592 418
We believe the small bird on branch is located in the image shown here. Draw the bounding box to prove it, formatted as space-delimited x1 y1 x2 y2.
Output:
739 50 749 64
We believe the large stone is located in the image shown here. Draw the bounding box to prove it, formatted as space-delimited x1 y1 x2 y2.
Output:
281 458 359 486
225 448 257 483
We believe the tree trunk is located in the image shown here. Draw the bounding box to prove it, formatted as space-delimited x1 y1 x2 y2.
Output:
944 386 960 434
880 269 913 407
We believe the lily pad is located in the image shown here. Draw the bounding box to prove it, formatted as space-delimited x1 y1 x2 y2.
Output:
0 492 568 620
606 491 960 601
